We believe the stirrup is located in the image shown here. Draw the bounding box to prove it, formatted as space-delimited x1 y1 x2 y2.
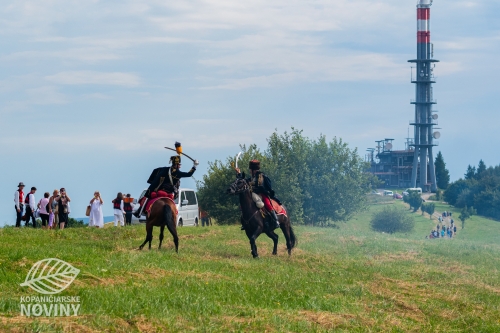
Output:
134 199 147 218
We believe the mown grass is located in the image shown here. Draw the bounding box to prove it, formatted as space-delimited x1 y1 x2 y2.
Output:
1 201 499 332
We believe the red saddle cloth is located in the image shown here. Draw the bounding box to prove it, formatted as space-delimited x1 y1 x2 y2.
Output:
145 191 177 215
271 199 287 217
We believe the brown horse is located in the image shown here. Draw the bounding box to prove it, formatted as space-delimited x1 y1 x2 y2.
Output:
227 177 297 258
138 198 179 251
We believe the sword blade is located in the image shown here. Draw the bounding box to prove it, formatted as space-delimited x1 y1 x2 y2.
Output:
164 147 196 162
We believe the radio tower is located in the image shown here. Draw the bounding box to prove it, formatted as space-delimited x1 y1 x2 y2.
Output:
409 0 439 192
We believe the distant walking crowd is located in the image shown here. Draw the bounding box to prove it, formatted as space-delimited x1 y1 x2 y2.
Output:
14 182 71 229
428 211 456 239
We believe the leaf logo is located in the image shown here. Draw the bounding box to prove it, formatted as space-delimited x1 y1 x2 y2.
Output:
20 258 80 295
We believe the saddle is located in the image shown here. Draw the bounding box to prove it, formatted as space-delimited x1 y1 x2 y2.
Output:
145 191 177 216
271 199 287 216
252 194 287 217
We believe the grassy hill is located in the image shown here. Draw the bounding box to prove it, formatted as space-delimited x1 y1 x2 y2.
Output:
1 201 499 332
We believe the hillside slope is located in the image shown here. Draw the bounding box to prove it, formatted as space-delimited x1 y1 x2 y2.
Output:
1 203 499 332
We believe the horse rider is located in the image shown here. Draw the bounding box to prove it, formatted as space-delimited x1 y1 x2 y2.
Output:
236 159 280 229
134 149 198 218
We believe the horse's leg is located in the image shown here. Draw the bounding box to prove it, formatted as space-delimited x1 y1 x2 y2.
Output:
164 204 179 253
158 225 165 250
139 222 151 250
264 230 279 255
280 217 296 255
148 225 154 250
246 226 262 258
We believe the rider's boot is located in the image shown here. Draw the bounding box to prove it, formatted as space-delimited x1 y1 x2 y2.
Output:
133 197 147 218
133 205 142 218
271 210 279 228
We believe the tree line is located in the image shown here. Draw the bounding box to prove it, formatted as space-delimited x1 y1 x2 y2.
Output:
196 128 378 226
444 160 500 220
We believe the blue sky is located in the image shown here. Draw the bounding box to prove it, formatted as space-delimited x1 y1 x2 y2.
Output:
1 0 499 225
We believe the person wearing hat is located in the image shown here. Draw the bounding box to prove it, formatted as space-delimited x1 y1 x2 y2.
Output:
14 182 25 227
236 160 280 229
134 142 199 218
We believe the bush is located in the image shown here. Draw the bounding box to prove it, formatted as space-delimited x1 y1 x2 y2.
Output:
370 206 415 234
67 218 86 228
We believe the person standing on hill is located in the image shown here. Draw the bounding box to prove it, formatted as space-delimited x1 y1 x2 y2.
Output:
37 192 50 229
48 189 59 229
112 192 125 227
58 188 71 229
123 194 134 226
89 191 104 228
14 182 25 227
24 187 37 228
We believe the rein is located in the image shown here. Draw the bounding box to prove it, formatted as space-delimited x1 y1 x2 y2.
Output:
237 181 261 226
241 209 260 226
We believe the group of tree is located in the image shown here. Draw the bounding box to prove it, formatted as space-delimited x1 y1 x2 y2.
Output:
196 128 378 226
444 160 499 220
421 202 435 219
403 191 423 212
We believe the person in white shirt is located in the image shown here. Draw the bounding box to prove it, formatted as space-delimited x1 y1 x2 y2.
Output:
112 192 125 227
89 191 104 228
24 187 37 228
37 192 50 229
14 182 25 227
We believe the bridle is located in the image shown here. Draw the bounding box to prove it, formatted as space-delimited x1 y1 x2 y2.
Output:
228 178 251 195
228 178 261 226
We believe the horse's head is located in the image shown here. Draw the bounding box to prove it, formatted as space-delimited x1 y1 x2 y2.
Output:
227 177 250 195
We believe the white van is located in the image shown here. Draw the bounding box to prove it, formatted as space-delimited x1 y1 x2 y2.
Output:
403 187 422 196
134 188 199 227
383 190 394 196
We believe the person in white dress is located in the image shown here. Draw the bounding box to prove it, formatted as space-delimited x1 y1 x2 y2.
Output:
112 192 125 227
89 191 104 228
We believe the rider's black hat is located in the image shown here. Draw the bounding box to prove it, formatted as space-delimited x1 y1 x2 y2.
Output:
171 155 181 165
249 160 260 170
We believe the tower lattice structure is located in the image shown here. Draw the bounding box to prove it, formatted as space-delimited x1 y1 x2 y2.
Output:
408 0 438 192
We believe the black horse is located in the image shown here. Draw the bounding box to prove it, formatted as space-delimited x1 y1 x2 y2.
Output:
228 178 297 258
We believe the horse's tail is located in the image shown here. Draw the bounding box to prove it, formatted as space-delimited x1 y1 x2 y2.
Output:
289 223 297 249
163 203 173 227
163 202 179 252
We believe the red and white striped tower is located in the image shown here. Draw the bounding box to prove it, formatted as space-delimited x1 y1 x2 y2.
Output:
409 0 439 192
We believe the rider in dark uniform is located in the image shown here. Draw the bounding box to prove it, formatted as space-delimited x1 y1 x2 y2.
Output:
237 159 280 229
134 145 198 218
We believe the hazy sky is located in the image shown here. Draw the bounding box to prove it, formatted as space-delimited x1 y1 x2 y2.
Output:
1 0 499 224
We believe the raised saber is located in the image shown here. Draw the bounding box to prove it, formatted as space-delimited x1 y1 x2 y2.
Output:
235 152 242 169
231 151 242 171
164 147 196 162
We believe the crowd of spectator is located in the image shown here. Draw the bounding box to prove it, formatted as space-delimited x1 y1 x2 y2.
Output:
14 183 71 229
14 182 137 229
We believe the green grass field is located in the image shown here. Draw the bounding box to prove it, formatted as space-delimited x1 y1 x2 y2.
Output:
1 201 499 332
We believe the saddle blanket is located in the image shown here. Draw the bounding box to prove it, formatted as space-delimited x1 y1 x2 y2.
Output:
268 198 287 217
145 191 177 216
